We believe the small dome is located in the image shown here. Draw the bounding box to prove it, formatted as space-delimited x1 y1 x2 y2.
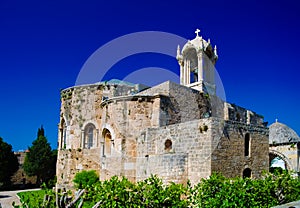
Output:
269 122 300 145
182 36 211 53
180 29 217 61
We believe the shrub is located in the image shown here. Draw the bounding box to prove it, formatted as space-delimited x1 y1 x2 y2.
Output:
73 170 99 189
16 171 300 208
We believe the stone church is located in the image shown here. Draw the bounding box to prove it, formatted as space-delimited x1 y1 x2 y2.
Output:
56 30 271 189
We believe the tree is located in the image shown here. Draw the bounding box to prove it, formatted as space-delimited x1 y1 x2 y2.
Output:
23 126 57 186
0 137 19 188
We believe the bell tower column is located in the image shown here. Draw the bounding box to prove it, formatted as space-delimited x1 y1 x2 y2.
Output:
187 60 191 85
197 51 204 82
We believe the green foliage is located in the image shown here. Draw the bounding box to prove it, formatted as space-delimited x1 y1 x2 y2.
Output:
23 126 57 186
0 137 19 188
16 189 56 208
79 175 188 208
73 170 99 189
15 171 300 208
73 171 300 207
191 172 300 207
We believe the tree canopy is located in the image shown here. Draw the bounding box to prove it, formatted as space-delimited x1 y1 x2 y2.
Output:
0 137 19 187
23 126 57 186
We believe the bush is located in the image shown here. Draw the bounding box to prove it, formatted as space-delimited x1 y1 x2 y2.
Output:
73 170 99 189
16 171 300 208
190 172 300 207
80 175 189 207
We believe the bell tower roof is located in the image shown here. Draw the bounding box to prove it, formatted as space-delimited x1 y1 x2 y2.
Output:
181 29 217 60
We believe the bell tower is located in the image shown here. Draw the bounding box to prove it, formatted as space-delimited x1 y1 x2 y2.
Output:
177 29 218 94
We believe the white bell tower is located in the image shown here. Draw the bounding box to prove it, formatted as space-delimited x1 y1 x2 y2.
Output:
176 29 218 94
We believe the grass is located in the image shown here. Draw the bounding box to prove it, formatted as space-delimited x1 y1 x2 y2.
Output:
15 189 56 208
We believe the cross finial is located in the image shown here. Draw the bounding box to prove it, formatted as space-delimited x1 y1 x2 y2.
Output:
195 29 200 37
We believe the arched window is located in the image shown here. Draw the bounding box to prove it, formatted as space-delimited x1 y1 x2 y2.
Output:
244 133 250 157
60 118 67 149
243 168 252 178
102 128 112 156
84 124 96 149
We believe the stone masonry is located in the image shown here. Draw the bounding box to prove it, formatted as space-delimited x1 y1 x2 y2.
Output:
56 30 270 189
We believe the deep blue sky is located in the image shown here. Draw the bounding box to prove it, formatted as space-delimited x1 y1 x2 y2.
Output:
0 0 299 151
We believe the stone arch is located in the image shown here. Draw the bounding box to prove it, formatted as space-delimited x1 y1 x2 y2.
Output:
101 123 116 140
101 123 116 156
102 128 112 156
81 120 99 148
82 120 99 131
269 149 293 171
243 168 252 178
182 47 198 83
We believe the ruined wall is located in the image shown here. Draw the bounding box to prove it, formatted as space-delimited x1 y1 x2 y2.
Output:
225 103 264 126
11 152 36 187
211 120 269 178
138 81 224 126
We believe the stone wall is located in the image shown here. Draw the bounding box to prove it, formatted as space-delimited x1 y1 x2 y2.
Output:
136 118 269 185
136 119 213 185
138 81 224 125
11 152 36 187
211 120 269 178
56 81 270 188
57 83 162 187
225 103 264 126
57 148 101 188
101 97 156 181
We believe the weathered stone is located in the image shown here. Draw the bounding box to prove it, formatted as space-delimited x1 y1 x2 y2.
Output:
56 32 271 189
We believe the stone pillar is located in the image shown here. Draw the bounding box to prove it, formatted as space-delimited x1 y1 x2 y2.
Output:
247 110 253 125
59 127 63 149
184 59 187 85
198 52 204 82
224 103 229 120
96 129 99 147
179 60 184 85
81 130 85 148
187 60 190 85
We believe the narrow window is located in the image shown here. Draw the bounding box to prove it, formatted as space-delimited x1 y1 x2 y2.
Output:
60 118 67 149
245 133 250 157
87 126 94 149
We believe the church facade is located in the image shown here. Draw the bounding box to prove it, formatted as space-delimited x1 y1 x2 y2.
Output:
56 31 269 189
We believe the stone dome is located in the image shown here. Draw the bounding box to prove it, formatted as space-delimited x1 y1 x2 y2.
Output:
182 36 210 52
269 122 300 145
180 29 217 59
182 35 213 54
